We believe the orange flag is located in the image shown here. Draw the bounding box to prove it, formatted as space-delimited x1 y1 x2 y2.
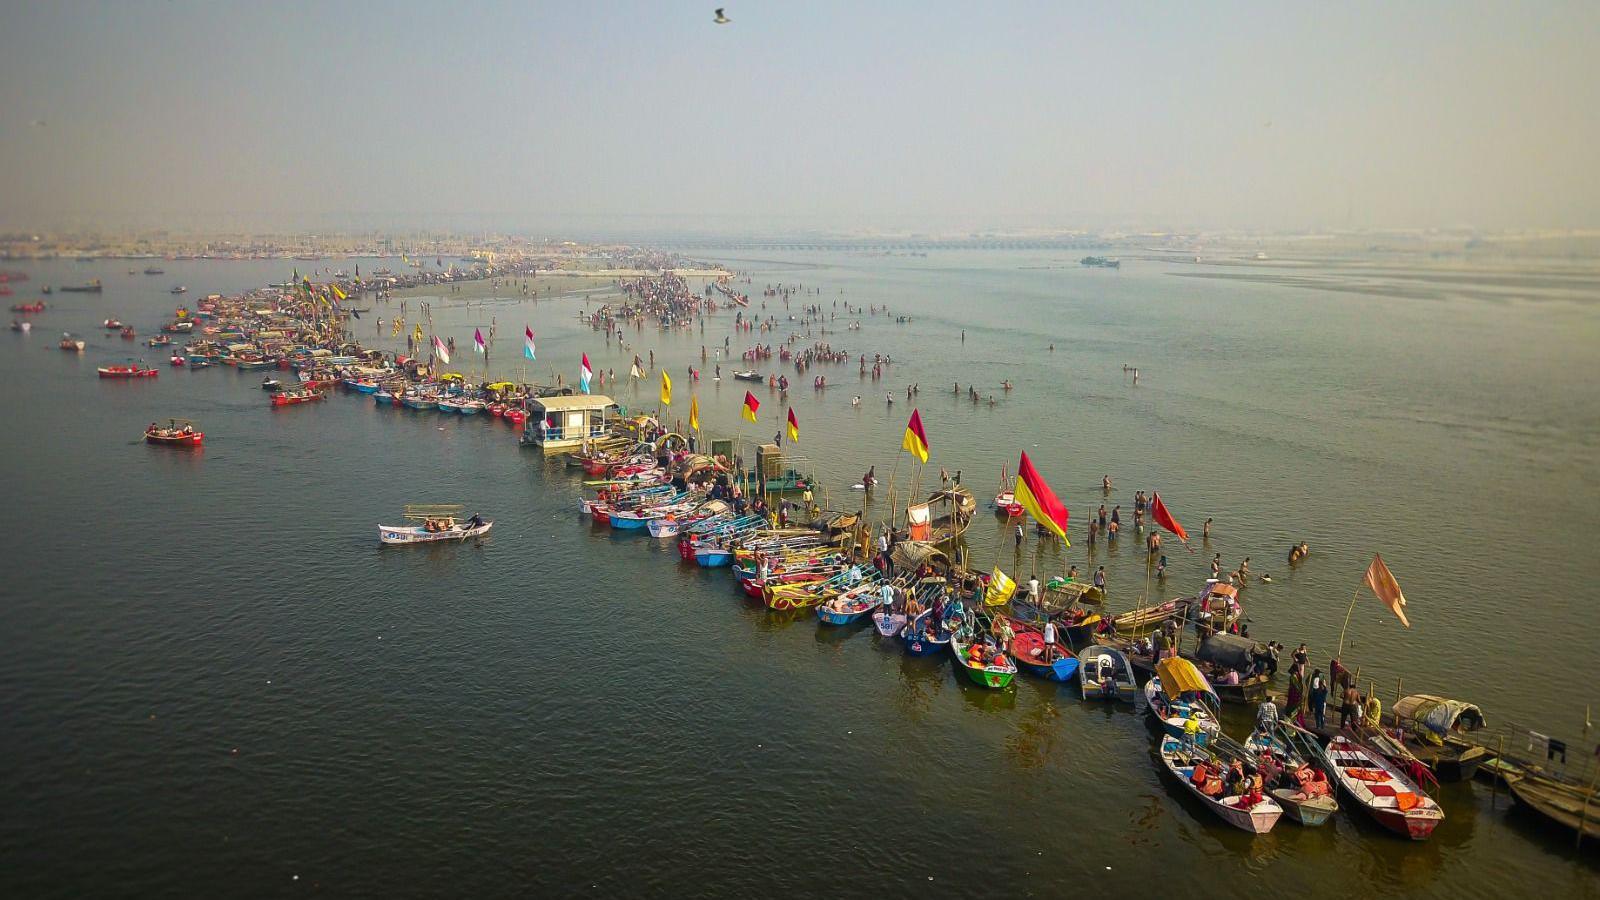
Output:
1364 554 1410 627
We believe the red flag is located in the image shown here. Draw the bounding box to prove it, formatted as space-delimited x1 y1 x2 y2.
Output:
786 407 799 441
742 391 760 422
1014 451 1069 543
1149 493 1189 543
901 409 929 462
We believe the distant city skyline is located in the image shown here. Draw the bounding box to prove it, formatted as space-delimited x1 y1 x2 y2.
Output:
2 1 1596 233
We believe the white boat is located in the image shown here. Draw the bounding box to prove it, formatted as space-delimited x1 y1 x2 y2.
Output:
378 504 492 545
1158 733 1284 834
378 519 493 544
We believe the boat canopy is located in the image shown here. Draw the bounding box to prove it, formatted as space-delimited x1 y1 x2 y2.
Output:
486 381 516 390
1194 633 1266 670
439 372 464 381
1155 657 1220 708
1393 694 1487 739
890 540 948 572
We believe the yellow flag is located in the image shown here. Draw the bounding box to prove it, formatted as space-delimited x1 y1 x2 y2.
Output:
689 395 699 431
660 370 672 406
985 567 1017 606
330 283 348 301
413 324 424 343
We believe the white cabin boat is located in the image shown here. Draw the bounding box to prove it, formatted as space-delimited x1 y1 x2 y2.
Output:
521 394 620 454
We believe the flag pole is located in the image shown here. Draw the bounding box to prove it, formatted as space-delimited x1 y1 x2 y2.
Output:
1335 581 1364 658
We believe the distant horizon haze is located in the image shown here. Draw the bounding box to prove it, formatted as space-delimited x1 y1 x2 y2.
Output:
1 0 1596 233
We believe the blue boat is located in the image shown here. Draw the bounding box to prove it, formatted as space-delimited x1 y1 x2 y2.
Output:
401 394 437 410
816 582 879 626
1009 618 1081 682
900 609 952 657
696 547 735 567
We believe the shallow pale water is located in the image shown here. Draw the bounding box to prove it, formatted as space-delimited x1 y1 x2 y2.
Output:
1 251 1597 897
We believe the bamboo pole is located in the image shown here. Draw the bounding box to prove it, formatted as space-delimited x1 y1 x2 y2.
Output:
1491 734 1504 808
1335 581 1364 658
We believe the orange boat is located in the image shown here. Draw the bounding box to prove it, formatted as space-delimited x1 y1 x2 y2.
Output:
98 363 158 378
271 388 326 407
145 419 203 447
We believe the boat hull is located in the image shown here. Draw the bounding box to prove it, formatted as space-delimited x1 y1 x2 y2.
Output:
378 522 493 544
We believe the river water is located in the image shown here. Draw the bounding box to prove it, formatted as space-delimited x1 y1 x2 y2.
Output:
2 251 1597 897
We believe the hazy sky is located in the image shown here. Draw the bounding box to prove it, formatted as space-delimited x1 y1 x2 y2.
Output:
2 0 1596 233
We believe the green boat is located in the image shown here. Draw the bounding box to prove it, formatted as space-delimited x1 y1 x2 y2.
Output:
950 616 1017 689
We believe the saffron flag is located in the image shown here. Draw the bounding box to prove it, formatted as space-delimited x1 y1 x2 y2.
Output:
432 335 451 365
473 328 486 354
1364 554 1411 628
689 394 700 431
1014 451 1070 544
1149 492 1189 543
660 370 672 406
523 326 536 360
580 354 593 394
742 391 760 423
985 567 1016 606
787 408 799 442
901 409 930 463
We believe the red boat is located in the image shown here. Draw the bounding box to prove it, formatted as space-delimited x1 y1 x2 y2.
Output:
98 364 159 378
10 301 46 314
102 318 123 330
170 355 187 366
504 408 527 427
271 389 326 407
120 326 136 340
1324 734 1444 840
145 420 203 447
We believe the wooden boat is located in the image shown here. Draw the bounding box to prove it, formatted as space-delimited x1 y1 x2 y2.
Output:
1505 770 1600 844
1387 694 1490 782
1144 658 1221 741
162 321 194 333
900 486 976 550
732 370 763 381
270 388 325 407
261 378 282 391
98 363 158 378
1321 734 1444 840
1246 725 1338 826
148 335 172 347
60 281 103 293
378 505 492 545
170 355 186 366
1078 645 1138 702
872 610 907 638
11 301 46 313
1158 733 1283 834
950 616 1017 689
145 419 203 447
816 580 882 626
1007 617 1080 683
170 286 187 294
1187 632 1272 704
119 326 136 339
101 318 123 329
900 606 953 657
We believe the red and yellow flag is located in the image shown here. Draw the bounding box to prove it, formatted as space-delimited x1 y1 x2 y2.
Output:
1364 554 1410 627
689 395 700 431
1150 492 1189 543
742 391 760 423
1014 451 1069 544
901 409 929 463
786 408 799 442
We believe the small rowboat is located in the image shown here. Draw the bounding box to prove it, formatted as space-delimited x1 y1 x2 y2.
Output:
950 630 1017 688
148 335 172 347
145 419 203 447
11 301 46 313
1246 726 1338 826
1145 658 1221 741
59 335 85 352
101 318 123 329
1158 733 1284 834
1077 645 1138 702
162 321 194 333
120 326 136 340
816 581 881 625
1322 734 1443 840
379 505 492 545
270 389 325 407
900 608 953 657
1008 618 1079 683
98 364 158 378
732 370 763 381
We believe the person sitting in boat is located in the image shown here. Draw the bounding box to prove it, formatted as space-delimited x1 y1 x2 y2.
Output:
467 513 484 528
1240 766 1265 807
148 422 159 434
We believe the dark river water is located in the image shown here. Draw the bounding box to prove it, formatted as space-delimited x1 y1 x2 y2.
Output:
2 252 1597 897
